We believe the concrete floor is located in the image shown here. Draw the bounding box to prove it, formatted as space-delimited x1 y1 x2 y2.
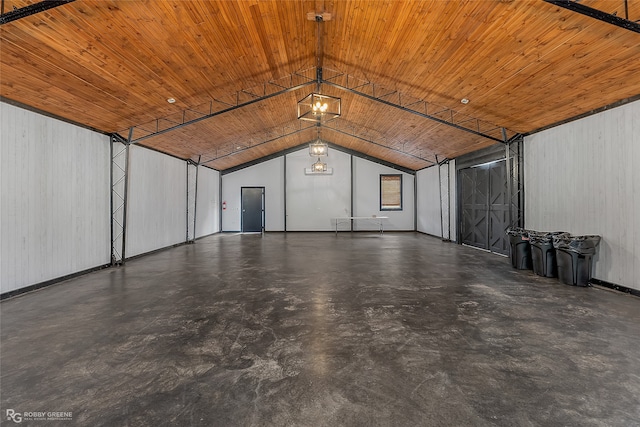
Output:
1 232 639 427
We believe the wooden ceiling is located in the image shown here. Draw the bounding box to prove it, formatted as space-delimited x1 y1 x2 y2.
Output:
1 0 639 171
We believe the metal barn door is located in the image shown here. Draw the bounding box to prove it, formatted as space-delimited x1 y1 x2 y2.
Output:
460 160 509 255
241 187 264 233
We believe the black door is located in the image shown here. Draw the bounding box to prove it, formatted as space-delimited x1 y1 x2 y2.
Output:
241 187 264 232
460 160 508 255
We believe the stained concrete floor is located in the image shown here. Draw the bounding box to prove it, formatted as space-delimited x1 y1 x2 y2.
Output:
1 233 639 427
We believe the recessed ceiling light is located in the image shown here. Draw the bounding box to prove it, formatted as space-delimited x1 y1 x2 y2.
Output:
461 98 469 104
167 98 176 104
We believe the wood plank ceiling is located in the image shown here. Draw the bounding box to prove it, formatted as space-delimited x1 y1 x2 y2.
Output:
1 0 639 171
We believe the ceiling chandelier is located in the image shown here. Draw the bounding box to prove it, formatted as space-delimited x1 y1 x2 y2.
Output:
298 10 340 124
309 139 328 157
305 129 332 175
311 157 328 172
297 93 341 123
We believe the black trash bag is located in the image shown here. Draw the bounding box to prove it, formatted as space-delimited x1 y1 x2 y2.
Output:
506 227 533 270
529 232 569 278
553 235 602 286
506 227 529 237
529 231 569 244
553 235 601 254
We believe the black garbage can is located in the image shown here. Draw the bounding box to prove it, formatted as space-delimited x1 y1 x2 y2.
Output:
506 227 532 270
529 232 568 278
553 235 601 286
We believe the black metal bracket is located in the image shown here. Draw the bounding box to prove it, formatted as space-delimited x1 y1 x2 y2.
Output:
0 0 75 25
545 0 640 33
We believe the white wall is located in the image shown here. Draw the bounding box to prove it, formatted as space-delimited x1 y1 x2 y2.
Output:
126 145 187 257
220 148 416 232
222 157 285 231
353 157 414 231
1 103 110 293
416 160 456 240
525 100 639 290
196 166 220 238
416 166 440 236
286 148 352 231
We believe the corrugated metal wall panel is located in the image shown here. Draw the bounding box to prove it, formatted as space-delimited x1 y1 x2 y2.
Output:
1 103 110 293
525 100 639 290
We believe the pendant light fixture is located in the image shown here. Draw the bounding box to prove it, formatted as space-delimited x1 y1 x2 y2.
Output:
298 11 340 124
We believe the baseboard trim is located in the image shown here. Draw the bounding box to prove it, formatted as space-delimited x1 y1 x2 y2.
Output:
123 240 193 262
195 231 221 241
416 230 454 242
1 234 225 301
1 263 111 301
590 278 640 298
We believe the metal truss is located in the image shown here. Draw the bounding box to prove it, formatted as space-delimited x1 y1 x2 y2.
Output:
0 0 75 25
545 0 640 33
123 66 513 150
320 67 512 144
322 118 436 164
124 68 317 144
506 134 525 229
110 133 130 265
186 159 199 243
200 120 316 165
120 65 514 170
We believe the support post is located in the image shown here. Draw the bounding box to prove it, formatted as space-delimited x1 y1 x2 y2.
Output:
350 155 354 231
436 155 444 240
193 155 201 241
186 159 198 243
110 131 130 265
506 134 525 229
446 161 451 240
283 154 287 232
438 158 451 241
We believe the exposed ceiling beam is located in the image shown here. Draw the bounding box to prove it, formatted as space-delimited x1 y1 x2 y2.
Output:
127 66 511 148
322 78 507 144
199 121 315 166
221 141 417 176
322 120 436 165
199 116 435 169
128 69 317 144
0 0 75 25
544 0 640 33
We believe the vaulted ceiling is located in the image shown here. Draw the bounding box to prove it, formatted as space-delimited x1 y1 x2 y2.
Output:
1 0 639 171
